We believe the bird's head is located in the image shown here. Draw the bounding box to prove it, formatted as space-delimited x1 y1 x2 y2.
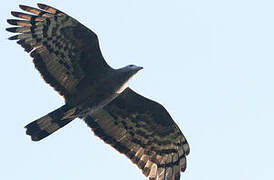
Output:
117 64 143 82
115 64 143 93
125 64 143 72
119 64 143 75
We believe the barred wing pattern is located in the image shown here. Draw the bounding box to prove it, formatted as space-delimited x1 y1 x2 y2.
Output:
85 88 190 180
6 4 110 100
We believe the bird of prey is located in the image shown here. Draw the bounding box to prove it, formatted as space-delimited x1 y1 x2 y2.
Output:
6 3 190 180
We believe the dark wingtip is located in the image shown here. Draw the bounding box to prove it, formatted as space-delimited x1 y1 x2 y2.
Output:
8 35 19 40
19 4 27 10
11 11 18 16
7 19 16 25
6 27 17 33
180 159 187 172
37 3 47 9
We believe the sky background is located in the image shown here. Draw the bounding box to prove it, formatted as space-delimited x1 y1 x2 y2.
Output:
1 0 274 180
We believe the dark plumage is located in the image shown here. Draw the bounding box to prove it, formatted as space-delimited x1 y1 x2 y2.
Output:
6 3 189 180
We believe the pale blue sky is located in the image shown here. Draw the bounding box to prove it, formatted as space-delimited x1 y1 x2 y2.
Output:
1 0 274 180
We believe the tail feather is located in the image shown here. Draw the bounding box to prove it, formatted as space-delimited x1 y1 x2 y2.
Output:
25 105 77 141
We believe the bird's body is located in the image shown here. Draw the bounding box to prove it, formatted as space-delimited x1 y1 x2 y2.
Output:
65 66 142 107
26 64 143 141
7 3 190 180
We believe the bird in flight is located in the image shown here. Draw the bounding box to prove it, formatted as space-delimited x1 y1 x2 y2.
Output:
6 3 190 180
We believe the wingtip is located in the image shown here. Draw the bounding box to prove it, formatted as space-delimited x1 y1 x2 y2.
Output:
37 3 47 9
37 3 61 14
19 4 26 10
7 19 13 25
8 35 19 40
19 4 34 12
10 11 17 16
180 159 187 172
6 27 17 33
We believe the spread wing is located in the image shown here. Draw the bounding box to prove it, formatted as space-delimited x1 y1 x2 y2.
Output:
84 88 190 180
6 4 111 100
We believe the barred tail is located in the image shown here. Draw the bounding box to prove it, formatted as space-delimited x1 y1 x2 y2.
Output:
25 105 78 141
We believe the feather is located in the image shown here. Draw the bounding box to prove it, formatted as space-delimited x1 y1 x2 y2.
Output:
6 26 31 33
7 19 32 27
37 3 62 15
11 11 44 21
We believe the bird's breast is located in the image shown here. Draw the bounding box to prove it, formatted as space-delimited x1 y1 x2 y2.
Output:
116 81 129 94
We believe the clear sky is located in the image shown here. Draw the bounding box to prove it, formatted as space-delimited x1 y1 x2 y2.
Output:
1 0 274 180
